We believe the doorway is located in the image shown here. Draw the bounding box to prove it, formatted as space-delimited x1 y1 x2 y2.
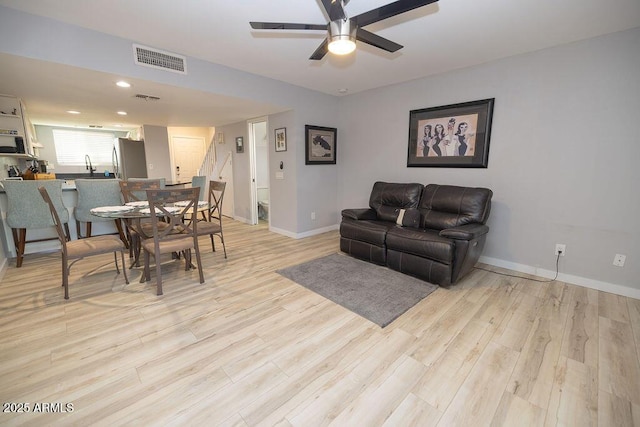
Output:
248 117 269 226
170 136 206 183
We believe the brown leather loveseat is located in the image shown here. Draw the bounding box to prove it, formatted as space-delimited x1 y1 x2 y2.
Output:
340 182 493 286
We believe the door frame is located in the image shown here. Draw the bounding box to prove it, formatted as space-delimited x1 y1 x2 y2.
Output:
247 117 268 225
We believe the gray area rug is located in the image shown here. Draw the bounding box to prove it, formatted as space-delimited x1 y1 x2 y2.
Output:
277 253 438 328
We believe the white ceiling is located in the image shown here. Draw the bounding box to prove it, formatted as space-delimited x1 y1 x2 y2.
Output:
0 0 639 130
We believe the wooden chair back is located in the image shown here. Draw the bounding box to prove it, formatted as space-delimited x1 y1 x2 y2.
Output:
140 187 204 295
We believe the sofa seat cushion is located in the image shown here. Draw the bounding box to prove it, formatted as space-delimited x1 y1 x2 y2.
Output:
340 219 396 247
386 227 455 265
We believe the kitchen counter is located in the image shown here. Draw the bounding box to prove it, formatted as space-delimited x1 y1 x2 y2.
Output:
0 178 197 258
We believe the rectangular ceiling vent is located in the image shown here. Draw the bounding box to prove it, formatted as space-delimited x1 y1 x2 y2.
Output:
133 44 187 74
134 94 161 101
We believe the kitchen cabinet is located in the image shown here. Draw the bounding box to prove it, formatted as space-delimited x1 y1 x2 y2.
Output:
0 94 38 158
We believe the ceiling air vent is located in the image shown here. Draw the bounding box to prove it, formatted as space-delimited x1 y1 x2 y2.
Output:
134 94 161 101
133 44 187 74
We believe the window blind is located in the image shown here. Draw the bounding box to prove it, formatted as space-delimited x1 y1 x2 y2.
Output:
52 129 116 166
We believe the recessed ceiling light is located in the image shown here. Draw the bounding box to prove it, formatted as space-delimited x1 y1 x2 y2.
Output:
116 81 131 88
338 88 348 94
67 110 81 114
117 111 127 116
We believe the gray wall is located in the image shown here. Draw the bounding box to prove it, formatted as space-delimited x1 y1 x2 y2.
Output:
338 27 640 296
142 125 171 180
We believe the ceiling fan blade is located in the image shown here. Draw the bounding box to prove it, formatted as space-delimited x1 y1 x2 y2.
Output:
250 22 327 31
320 0 347 21
352 0 439 28
356 28 403 52
309 39 329 60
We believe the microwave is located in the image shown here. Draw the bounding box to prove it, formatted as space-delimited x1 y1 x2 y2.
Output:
0 136 25 153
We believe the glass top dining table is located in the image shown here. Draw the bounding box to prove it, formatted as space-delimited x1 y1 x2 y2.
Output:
90 201 208 219
90 200 208 271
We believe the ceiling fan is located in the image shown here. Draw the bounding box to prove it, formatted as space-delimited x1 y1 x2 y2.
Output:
250 0 439 60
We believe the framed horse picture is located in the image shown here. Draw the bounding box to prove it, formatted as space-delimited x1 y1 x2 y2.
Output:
305 125 336 165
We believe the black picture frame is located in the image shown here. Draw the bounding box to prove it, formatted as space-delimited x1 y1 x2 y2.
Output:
235 136 244 153
305 125 336 165
275 127 287 152
407 98 494 168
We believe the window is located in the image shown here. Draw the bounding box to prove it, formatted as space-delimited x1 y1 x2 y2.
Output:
52 129 116 166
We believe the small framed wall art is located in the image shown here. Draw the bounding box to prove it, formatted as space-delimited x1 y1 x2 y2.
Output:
407 98 494 168
305 125 336 165
235 136 244 153
275 127 287 152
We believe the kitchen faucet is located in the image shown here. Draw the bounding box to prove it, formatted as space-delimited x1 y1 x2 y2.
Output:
85 154 96 177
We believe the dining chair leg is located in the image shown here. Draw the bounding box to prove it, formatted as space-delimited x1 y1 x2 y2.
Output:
155 254 163 296
120 251 130 285
219 232 227 259
86 222 92 238
195 246 204 284
114 219 129 249
62 254 69 300
75 220 83 238
12 228 26 268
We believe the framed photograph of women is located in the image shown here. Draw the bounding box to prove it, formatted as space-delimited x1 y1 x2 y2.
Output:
275 127 287 152
305 125 337 165
407 98 494 168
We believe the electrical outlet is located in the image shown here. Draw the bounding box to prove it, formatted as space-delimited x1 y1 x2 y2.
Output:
613 254 626 267
311 212 316 220
555 244 566 256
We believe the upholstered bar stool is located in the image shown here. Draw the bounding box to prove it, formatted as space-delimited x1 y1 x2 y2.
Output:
2 179 70 267
74 179 128 247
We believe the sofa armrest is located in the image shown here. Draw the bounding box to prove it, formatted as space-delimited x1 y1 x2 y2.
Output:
439 223 489 240
342 208 377 221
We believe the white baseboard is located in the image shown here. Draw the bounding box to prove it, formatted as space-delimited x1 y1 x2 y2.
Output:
479 256 640 300
269 223 339 240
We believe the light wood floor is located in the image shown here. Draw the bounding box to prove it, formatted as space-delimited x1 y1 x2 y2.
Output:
1 220 639 426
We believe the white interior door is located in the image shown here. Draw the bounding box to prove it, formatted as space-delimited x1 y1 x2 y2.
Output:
171 136 205 182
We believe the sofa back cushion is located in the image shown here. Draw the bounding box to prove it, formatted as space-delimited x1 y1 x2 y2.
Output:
419 184 492 230
369 182 423 222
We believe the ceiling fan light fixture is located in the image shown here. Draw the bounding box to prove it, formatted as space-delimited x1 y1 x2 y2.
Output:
328 19 356 56
328 37 356 55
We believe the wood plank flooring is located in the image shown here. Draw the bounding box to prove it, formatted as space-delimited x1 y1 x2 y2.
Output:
1 220 639 426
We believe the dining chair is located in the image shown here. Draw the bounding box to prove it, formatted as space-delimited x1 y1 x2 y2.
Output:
140 187 204 295
74 179 127 246
191 176 207 201
196 180 227 258
119 179 166 265
190 175 208 221
2 179 70 268
120 178 164 202
39 187 129 299
127 178 166 201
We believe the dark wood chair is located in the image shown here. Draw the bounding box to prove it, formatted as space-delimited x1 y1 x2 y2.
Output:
139 187 204 295
195 180 227 258
39 187 129 299
119 179 165 265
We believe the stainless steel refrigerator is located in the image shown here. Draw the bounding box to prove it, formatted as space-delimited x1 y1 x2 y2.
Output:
113 138 148 179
